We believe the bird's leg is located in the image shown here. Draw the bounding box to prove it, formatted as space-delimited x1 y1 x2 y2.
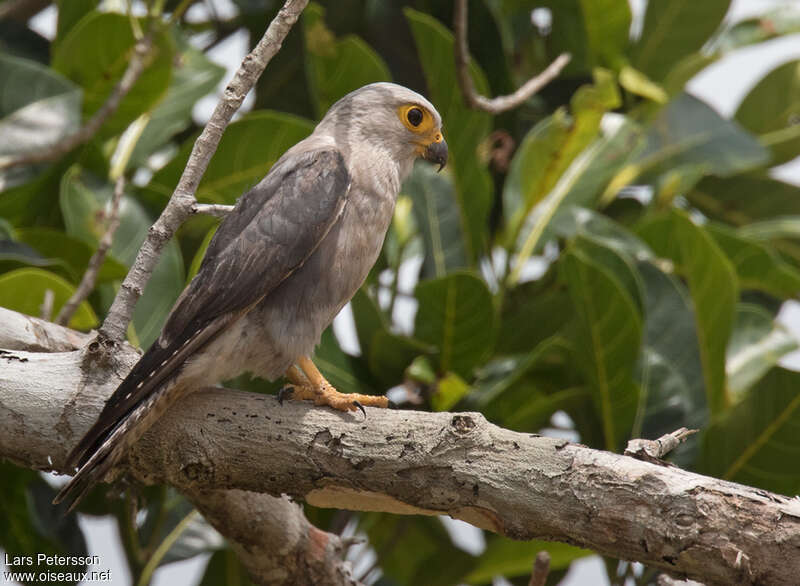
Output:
278 356 388 413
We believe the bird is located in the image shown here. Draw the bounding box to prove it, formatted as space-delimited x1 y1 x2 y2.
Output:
54 82 447 511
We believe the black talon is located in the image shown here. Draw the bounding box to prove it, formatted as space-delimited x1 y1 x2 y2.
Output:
277 386 294 405
353 400 366 417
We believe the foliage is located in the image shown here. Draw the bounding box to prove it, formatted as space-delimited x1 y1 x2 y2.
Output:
1 0 800 584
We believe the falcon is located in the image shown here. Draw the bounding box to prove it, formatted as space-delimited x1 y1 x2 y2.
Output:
55 82 447 510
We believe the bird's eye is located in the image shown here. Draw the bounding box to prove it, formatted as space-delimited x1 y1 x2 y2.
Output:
407 107 423 127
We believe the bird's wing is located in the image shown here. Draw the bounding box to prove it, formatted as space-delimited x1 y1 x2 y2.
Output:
63 148 351 471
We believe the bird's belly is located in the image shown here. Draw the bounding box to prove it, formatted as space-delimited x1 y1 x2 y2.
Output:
197 191 395 383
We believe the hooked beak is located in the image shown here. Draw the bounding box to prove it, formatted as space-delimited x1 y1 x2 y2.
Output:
423 137 448 172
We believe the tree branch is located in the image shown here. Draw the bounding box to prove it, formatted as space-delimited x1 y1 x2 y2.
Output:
453 0 570 113
0 35 154 171
56 176 125 326
99 0 310 342
1 308 799 585
191 202 235 218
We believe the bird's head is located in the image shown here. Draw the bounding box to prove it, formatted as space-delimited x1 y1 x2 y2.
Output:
319 82 448 181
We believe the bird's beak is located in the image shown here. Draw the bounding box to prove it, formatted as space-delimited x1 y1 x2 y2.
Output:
423 135 448 172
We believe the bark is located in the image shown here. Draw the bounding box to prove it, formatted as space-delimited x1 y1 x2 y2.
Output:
2 308 799 585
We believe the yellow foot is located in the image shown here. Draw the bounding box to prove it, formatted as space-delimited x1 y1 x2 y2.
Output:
278 356 389 415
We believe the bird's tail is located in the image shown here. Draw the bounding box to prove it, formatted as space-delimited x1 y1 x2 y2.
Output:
54 378 184 512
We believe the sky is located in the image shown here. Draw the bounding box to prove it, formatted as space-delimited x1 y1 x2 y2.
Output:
6 1 800 585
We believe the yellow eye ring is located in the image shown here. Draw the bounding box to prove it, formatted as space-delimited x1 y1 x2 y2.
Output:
398 104 435 133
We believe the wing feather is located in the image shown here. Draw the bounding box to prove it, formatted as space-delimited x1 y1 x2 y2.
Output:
62 148 351 474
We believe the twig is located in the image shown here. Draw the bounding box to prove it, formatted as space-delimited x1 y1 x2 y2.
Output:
56 177 126 326
0 35 154 171
625 428 698 462
453 0 570 114
528 551 551 586
191 202 234 217
99 0 310 343
39 290 54 322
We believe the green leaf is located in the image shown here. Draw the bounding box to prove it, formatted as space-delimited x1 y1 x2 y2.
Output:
633 262 708 444
16 227 128 284
560 242 642 450
143 111 314 204
708 224 800 297
350 288 386 355
52 11 174 137
0 463 88 586
414 273 494 377
55 0 95 47
690 173 800 225
504 70 621 247
405 8 493 261
619 65 668 103
726 304 797 397
303 3 391 117
605 93 770 199
430 372 470 411
315 327 381 395
367 330 431 388
403 162 468 279
632 0 731 81
698 368 800 494
496 279 572 356
0 268 97 329
186 224 218 283
60 168 184 347
466 536 590 584
129 38 226 167
735 60 800 166
540 0 631 72
0 53 81 186
636 210 738 414
199 549 255 586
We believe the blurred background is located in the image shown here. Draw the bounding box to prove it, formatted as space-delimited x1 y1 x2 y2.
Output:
1 0 800 584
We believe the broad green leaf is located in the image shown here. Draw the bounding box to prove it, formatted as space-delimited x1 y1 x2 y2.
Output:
367 330 431 388
60 168 184 348
0 463 88 586
405 8 493 261
726 304 797 397
549 206 653 261
632 0 731 81
414 273 494 377
735 60 800 165
143 111 314 204
690 173 800 225
0 268 97 329
539 0 631 72
303 3 391 117
561 243 642 450
52 11 174 137
350 288 387 356
466 536 590 584
504 70 621 245
699 368 800 494
633 262 707 443
0 53 81 187
712 7 800 53
709 224 800 297
16 227 128 283
316 327 381 395
430 372 470 411
605 93 770 200
199 549 254 586
619 65 668 103
55 0 95 47
403 163 468 279
129 40 226 167
636 210 737 414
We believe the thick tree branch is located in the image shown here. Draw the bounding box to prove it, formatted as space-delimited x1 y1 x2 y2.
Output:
1 308 799 585
0 35 154 171
99 0 309 342
453 0 570 113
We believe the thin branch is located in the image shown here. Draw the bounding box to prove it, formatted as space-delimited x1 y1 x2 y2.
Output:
625 427 698 462
100 0 310 342
528 551 551 586
56 177 125 326
453 0 570 114
0 35 154 171
191 202 234 217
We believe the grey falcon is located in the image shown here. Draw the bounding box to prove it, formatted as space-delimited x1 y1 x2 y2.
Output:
54 82 448 510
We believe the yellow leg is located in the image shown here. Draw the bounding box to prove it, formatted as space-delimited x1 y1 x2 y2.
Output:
278 356 389 413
